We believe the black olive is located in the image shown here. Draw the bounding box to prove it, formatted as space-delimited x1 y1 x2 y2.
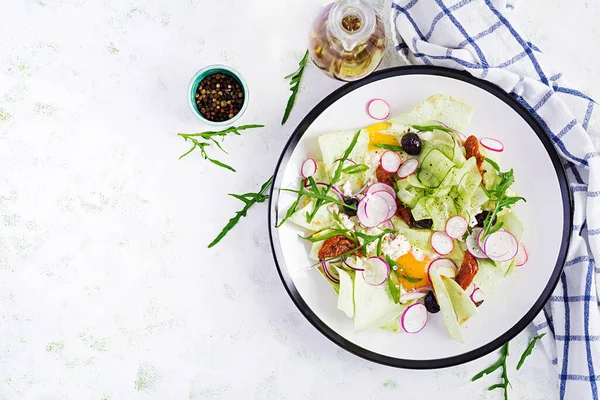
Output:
343 197 359 217
475 210 497 227
401 132 422 155
413 218 433 229
424 291 440 313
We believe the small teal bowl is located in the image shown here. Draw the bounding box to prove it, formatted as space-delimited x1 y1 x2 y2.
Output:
188 65 249 126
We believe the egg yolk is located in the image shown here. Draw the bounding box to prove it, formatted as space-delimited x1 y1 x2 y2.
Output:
393 252 431 292
366 122 399 151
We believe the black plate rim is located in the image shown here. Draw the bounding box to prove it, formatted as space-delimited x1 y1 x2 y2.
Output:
267 65 572 369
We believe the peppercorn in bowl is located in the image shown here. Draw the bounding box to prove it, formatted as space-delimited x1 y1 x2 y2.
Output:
188 65 248 126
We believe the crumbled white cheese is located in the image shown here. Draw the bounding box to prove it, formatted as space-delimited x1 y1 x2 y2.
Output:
338 213 355 230
469 208 482 227
342 180 353 197
368 150 382 169
380 234 411 260
411 246 426 262
327 204 339 214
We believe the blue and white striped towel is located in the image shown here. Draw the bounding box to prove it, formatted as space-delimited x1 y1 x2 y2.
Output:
391 0 600 398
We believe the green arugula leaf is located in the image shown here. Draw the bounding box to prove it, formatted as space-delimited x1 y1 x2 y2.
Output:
516 333 546 370
484 157 501 172
411 124 453 133
343 164 370 174
385 256 421 283
178 124 264 172
373 143 403 152
306 130 361 223
482 168 526 237
276 179 305 228
472 342 510 400
208 176 272 248
387 274 401 303
281 50 309 125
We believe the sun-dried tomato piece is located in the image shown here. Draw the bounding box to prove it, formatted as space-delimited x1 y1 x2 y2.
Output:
375 165 395 187
395 200 414 228
464 135 486 178
318 235 360 260
455 251 479 290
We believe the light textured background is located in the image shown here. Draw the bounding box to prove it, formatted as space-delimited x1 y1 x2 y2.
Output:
0 0 597 399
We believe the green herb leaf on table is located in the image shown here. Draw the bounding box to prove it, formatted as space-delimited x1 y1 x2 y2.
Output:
516 333 546 370
178 124 264 172
208 176 273 248
281 50 309 125
472 342 511 400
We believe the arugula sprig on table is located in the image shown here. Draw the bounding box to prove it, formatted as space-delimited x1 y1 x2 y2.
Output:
516 333 546 370
178 124 264 172
208 176 272 248
472 342 511 400
481 157 526 237
281 50 309 125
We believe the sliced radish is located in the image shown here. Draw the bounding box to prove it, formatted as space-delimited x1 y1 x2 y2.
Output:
466 282 476 297
343 256 365 271
515 243 528 267
401 303 428 334
397 158 419 179
304 181 344 201
483 230 519 262
301 158 317 178
358 191 397 227
361 257 390 286
470 288 486 303
399 291 427 303
445 216 468 239
380 151 402 173
321 261 340 284
366 98 390 120
467 228 487 259
427 258 457 281
369 190 397 220
480 137 504 152
365 182 396 199
430 231 454 255
477 228 486 251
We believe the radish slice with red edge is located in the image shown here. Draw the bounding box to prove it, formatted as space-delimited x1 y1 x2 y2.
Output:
366 98 390 120
445 216 468 239
358 191 397 227
343 256 365 271
401 303 428 334
427 258 457 281
483 230 519 262
470 288 486 303
301 158 317 178
515 243 528 266
467 227 487 259
369 190 397 220
480 137 504 152
477 228 486 251
321 261 340 284
380 151 402 173
397 158 418 179
361 257 390 286
365 182 396 198
399 291 428 303
430 231 454 255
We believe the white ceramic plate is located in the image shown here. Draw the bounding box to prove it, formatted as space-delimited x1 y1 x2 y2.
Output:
268 67 571 369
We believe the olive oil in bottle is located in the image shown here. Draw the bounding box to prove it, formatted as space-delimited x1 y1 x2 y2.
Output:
309 0 387 82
